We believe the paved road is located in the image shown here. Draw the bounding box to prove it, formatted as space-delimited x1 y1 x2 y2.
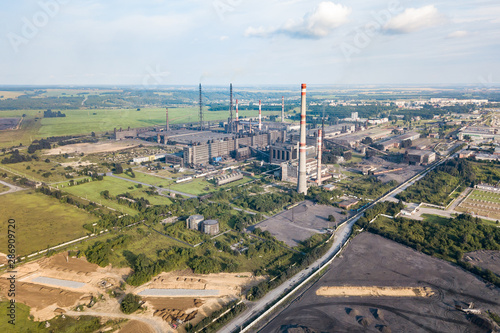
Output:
107 173 197 198
65 310 168 333
0 179 25 196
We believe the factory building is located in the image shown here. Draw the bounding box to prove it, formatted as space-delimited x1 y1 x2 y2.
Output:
202 220 220 235
405 150 436 165
183 131 285 166
113 128 139 140
458 127 500 141
187 215 204 230
216 172 243 186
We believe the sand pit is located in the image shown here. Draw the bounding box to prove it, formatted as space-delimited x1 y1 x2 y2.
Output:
138 271 263 298
0 280 84 311
138 289 219 297
316 286 434 298
45 141 141 155
31 276 86 289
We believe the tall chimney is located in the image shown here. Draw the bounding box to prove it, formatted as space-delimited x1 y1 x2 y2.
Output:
297 83 307 194
166 107 169 131
258 100 262 131
281 96 285 122
229 83 233 133
317 129 322 186
236 99 239 122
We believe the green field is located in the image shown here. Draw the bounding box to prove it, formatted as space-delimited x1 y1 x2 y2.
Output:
0 191 98 256
118 171 173 188
62 177 172 215
0 107 280 148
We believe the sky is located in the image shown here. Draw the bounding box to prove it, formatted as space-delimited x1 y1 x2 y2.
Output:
0 0 499 86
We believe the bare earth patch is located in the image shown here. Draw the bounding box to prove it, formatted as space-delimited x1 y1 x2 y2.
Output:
45 140 141 155
316 286 434 298
118 320 156 333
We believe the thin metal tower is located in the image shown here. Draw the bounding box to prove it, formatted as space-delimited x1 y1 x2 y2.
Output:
199 84 203 131
229 83 233 133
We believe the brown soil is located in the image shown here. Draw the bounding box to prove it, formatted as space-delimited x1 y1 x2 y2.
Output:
144 297 204 312
119 320 156 333
153 308 197 324
316 286 435 297
0 279 84 315
45 141 141 156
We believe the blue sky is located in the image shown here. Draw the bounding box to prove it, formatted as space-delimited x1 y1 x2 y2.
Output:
0 0 499 86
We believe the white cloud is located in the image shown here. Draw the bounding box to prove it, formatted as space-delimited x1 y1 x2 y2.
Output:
447 30 469 38
245 2 351 39
384 5 445 34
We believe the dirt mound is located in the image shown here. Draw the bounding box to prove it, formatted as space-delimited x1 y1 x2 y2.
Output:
370 308 384 320
345 307 359 317
0 280 84 310
279 325 317 333
317 286 434 297
153 308 197 324
376 324 392 333
356 316 371 327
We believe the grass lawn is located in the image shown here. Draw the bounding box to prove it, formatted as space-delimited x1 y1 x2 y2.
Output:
421 214 451 226
2 158 83 183
422 213 498 227
0 184 10 193
63 177 172 215
118 171 173 187
0 191 98 256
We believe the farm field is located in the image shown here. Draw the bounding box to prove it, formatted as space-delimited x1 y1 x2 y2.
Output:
457 190 500 220
0 91 26 99
0 191 97 256
62 176 172 215
0 107 280 148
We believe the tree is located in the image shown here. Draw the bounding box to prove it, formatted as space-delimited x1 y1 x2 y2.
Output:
328 215 336 223
115 163 123 174
120 293 142 314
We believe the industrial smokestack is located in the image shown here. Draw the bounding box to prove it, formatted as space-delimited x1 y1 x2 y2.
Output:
166 107 169 131
229 83 233 133
281 96 285 123
258 100 262 131
317 129 322 186
297 83 307 194
236 99 239 122
199 84 204 131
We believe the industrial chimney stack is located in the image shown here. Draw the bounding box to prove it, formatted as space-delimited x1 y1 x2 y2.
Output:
297 84 308 194
236 99 239 122
281 96 285 123
258 100 262 131
317 129 322 186
166 107 169 131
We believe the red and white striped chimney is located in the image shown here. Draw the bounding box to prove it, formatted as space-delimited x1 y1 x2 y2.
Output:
236 99 239 122
281 96 285 122
297 84 307 194
258 100 262 131
317 129 322 186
